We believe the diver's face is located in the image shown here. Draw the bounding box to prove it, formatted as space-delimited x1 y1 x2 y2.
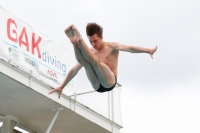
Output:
88 34 103 50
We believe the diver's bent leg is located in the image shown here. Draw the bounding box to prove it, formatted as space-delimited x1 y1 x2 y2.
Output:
78 39 99 64
73 43 100 90
69 26 99 64
76 42 116 88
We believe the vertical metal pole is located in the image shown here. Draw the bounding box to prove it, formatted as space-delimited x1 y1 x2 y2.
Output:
0 115 18 133
74 92 77 111
45 109 61 133
2 119 10 133
111 90 114 122
108 91 110 120
111 90 114 133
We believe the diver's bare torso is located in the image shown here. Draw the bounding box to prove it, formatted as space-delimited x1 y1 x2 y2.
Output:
91 42 119 76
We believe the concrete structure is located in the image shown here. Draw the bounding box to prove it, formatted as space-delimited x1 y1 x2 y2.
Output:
0 53 122 133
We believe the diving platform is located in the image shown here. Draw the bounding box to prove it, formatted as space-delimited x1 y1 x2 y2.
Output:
0 55 122 133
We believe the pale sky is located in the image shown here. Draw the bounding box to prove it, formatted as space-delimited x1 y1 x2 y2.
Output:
1 0 200 133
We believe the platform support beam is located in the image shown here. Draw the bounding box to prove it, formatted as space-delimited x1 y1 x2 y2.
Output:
45 108 63 133
0 115 19 133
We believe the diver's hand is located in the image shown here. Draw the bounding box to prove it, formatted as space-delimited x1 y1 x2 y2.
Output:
48 86 63 99
149 46 157 59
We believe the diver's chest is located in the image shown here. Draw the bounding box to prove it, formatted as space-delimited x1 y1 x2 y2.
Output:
94 49 113 60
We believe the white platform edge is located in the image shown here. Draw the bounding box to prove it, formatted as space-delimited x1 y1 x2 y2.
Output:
0 58 122 133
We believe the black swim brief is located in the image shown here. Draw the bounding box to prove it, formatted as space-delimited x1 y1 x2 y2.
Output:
96 76 117 93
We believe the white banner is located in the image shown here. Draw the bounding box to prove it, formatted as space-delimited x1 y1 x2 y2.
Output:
0 7 76 91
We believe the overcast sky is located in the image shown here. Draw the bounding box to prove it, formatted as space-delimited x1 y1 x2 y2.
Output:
1 0 200 133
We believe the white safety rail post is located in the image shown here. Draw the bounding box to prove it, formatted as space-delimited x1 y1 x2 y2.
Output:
107 87 116 133
0 115 19 133
45 108 64 133
74 91 77 111
111 83 122 133
107 90 114 132
108 91 111 120
111 89 114 132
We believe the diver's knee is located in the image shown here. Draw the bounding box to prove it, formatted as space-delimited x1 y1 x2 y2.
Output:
91 58 101 66
77 58 88 66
